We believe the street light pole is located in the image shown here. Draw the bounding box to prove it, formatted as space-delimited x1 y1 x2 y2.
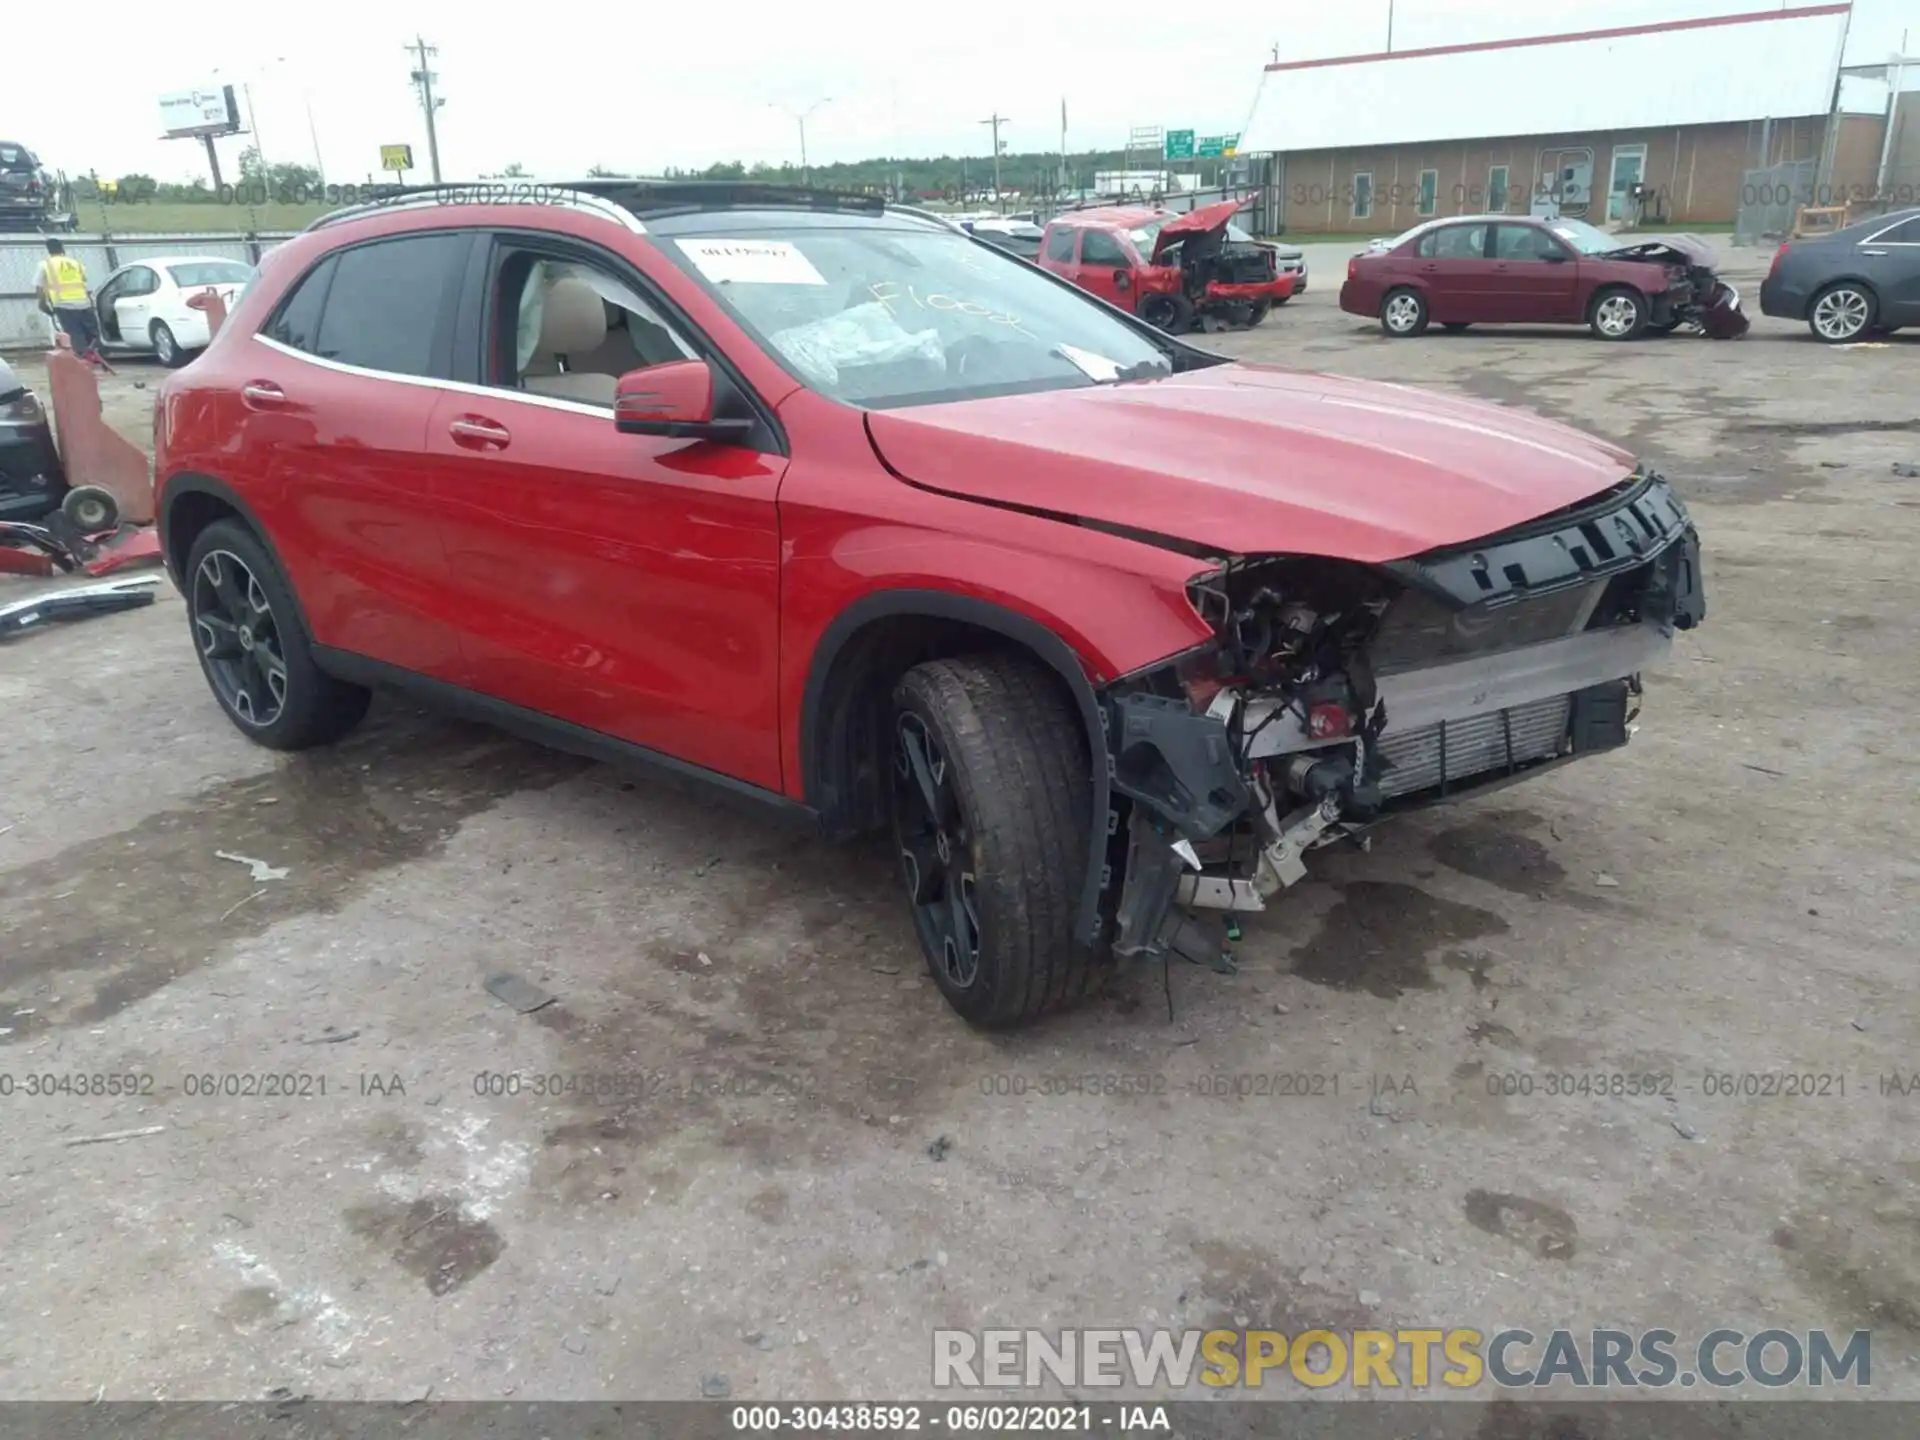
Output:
773 98 831 184
243 82 269 184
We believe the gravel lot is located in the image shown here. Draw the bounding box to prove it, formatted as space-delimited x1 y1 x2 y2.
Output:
2 239 1916 1404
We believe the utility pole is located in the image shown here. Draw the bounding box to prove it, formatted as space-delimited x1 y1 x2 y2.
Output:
980 112 1008 204
406 36 444 183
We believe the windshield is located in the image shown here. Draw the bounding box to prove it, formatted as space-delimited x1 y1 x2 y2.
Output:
167 260 253 288
1545 219 1618 255
654 217 1173 409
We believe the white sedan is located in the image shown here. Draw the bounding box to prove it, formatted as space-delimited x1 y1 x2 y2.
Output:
92 255 254 367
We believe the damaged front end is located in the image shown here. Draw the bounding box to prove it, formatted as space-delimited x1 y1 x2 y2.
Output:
1608 238 1750 339
1094 471 1705 970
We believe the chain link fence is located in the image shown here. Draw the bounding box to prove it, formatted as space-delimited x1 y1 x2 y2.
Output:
0 233 295 349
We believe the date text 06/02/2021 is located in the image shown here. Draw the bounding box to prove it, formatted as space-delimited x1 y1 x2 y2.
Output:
728 1406 1171 1433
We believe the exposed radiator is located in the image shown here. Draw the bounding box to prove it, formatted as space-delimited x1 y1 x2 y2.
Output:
1376 693 1573 799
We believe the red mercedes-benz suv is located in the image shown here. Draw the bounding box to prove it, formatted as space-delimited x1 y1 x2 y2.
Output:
153 181 1705 1028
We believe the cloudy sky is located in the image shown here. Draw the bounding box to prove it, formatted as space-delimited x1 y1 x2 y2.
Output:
9 0 1914 185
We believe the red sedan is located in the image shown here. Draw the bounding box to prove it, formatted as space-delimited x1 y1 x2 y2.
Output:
1340 214 1748 341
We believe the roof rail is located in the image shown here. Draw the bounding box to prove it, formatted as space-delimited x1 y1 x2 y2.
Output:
305 181 647 234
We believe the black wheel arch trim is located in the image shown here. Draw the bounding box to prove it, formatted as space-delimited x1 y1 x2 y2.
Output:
158 472 316 641
799 587 1114 949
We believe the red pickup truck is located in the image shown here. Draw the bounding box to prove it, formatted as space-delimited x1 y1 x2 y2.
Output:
1038 199 1294 333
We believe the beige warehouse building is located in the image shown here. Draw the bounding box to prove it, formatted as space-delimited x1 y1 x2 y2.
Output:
1237 4 1910 237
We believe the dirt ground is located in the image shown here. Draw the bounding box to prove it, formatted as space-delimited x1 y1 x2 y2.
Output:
2 241 1916 1404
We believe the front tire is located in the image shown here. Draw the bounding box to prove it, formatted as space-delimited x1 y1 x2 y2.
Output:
1589 286 1648 340
890 655 1093 1028
1380 287 1428 336
185 519 370 750
1139 293 1194 335
151 321 189 368
1808 282 1875 343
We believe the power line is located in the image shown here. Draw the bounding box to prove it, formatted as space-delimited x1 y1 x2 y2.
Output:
406 36 444 182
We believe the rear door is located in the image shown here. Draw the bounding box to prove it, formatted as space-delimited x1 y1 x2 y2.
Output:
1412 222 1494 322
1858 215 1920 322
244 231 474 681
421 233 787 789
1489 223 1581 322
1075 228 1136 311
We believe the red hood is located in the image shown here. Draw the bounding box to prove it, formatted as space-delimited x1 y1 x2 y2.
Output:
864 365 1638 563
1150 198 1249 261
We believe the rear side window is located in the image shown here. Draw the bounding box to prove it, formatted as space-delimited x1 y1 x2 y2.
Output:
263 255 335 352
312 234 467 377
1867 216 1920 244
1043 226 1075 262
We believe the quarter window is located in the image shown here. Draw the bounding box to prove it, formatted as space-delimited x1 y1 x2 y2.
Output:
262 256 334 352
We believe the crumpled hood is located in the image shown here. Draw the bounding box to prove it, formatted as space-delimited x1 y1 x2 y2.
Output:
1151 198 1250 262
864 364 1638 563
1603 233 1719 267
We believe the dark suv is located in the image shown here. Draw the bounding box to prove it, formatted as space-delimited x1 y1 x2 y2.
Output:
152 181 1705 1028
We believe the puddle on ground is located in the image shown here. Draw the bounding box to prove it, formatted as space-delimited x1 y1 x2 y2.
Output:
0 706 585 1039
1463 1188 1578 1260
343 1191 505 1296
1289 881 1510 998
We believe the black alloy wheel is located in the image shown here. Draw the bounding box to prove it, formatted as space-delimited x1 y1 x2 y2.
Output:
893 710 981 992
192 548 289 728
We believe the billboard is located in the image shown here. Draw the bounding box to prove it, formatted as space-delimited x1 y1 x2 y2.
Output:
160 86 242 139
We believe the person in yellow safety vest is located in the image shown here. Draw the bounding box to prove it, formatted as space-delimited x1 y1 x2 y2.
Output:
34 238 102 360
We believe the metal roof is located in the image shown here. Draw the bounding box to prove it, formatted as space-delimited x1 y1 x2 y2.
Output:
1239 4 1854 154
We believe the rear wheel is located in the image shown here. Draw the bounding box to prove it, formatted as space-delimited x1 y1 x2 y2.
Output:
890 655 1093 1028
185 519 370 750
151 321 189 368
1589 286 1648 340
1380 287 1428 337
1808 282 1875 343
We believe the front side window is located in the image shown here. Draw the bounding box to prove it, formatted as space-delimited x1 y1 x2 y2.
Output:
310 234 466 376
652 215 1172 409
1079 230 1130 266
497 253 695 407
1493 224 1563 260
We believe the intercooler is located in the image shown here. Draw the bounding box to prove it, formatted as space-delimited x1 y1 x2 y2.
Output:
1375 693 1573 799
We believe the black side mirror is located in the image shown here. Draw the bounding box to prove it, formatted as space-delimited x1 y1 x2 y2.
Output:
1114 270 1131 290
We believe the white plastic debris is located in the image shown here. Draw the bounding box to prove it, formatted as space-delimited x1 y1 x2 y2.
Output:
215 851 289 882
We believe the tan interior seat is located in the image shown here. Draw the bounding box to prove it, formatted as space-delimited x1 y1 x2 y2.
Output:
521 276 619 405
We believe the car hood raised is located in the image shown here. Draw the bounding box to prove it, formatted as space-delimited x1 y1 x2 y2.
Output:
864 365 1638 563
1150 198 1252 261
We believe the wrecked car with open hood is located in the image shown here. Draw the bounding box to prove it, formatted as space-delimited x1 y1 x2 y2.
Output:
154 183 1705 1030
1341 214 1747 339
1038 199 1294 332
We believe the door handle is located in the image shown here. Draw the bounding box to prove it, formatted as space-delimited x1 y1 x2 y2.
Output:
1859 248 1889 256
1419 262 1439 272
241 381 286 410
448 415 511 451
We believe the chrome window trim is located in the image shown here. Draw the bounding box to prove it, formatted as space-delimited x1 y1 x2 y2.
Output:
252 333 612 418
